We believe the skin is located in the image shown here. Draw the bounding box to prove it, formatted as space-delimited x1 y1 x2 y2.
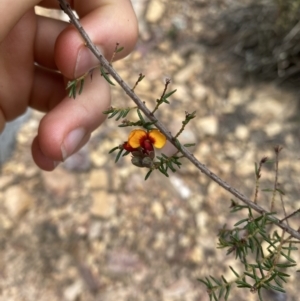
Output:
0 0 138 170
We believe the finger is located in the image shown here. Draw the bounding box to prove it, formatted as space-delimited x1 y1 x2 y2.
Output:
54 0 138 79
29 65 66 112
0 0 40 42
32 71 111 169
0 9 36 122
34 15 67 70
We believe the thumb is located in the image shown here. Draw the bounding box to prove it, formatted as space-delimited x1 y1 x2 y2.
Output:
54 0 138 79
0 0 40 41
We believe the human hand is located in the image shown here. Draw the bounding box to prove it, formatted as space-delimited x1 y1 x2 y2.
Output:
0 0 138 170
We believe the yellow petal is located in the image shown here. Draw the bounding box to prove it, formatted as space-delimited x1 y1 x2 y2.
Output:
128 129 147 148
149 129 166 148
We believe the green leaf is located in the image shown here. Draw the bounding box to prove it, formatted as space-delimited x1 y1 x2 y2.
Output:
116 110 125 121
209 276 222 286
258 288 263 301
100 66 115 85
183 143 196 147
244 272 256 279
221 275 228 284
145 170 153 180
218 286 225 299
122 150 130 157
274 276 283 288
276 262 296 268
109 146 120 154
164 89 177 99
197 278 209 286
137 109 145 123
280 252 296 263
282 246 298 251
268 284 286 293
166 161 176 172
229 266 240 277
122 108 131 118
276 188 285 195
116 46 124 53
224 285 231 301
79 79 84 94
174 138 182 150
234 218 249 226
108 110 120 119
115 149 124 163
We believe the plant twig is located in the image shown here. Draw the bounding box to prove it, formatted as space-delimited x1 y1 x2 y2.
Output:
57 0 300 241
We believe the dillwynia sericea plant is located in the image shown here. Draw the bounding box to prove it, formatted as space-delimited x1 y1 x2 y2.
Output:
58 1 299 300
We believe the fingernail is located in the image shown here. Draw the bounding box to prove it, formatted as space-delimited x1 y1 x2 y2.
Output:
61 128 87 161
74 45 102 78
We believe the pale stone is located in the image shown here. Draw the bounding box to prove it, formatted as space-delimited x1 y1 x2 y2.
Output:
90 191 116 218
146 0 165 23
151 201 164 220
170 52 185 67
90 150 106 167
174 56 204 83
197 116 219 136
235 125 249 140
88 221 102 240
153 232 166 249
227 88 246 106
264 122 282 137
196 212 208 230
0 175 14 190
192 84 208 102
89 169 108 189
189 246 203 263
163 278 192 297
4 185 34 219
170 176 191 199
42 167 77 198
63 280 83 301
179 235 190 247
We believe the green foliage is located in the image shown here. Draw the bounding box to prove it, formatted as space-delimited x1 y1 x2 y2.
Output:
198 196 298 300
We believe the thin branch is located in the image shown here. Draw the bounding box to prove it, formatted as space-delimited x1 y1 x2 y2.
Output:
57 0 300 241
271 146 282 211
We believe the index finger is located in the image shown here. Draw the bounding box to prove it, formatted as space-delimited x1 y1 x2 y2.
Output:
0 0 40 41
38 0 138 79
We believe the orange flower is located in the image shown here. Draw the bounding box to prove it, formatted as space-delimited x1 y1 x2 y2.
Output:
129 129 166 149
122 129 166 168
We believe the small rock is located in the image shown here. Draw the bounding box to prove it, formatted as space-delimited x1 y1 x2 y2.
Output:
151 201 164 220
88 220 102 240
89 169 108 190
192 84 208 102
42 167 77 198
146 0 165 23
197 116 219 136
189 246 203 263
235 125 249 140
90 191 116 218
108 249 143 274
63 145 91 172
63 280 83 301
163 278 192 297
174 56 204 83
4 185 34 219
170 176 191 199
0 175 14 190
264 122 282 137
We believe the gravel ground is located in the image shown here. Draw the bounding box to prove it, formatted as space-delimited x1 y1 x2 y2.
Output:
0 1 300 301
